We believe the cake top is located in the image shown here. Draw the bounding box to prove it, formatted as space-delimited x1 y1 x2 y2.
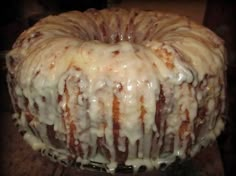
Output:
7 8 225 89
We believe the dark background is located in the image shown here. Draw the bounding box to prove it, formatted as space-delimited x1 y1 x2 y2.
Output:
0 0 235 176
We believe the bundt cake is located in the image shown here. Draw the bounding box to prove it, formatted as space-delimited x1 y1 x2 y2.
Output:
6 8 226 174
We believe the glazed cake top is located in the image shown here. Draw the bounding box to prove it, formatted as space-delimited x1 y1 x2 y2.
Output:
6 8 226 173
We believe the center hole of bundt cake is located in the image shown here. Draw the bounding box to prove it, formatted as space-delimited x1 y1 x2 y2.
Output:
94 31 135 44
91 25 140 44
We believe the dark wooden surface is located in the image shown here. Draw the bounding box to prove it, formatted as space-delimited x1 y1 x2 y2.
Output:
0 112 224 176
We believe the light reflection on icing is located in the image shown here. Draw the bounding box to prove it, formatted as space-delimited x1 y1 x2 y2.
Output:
6 8 226 174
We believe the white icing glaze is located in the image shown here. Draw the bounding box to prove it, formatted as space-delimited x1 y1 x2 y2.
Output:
24 133 46 151
6 8 226 174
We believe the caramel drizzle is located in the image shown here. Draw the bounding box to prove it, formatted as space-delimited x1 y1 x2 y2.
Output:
112 95 120 161
179 109 190 141
155 85 165 134
61 77 83 157
152 85 166 156
140 96 146 134
137 96 147 158
63 84 75 153
179 109 191 155
112 95 128 163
